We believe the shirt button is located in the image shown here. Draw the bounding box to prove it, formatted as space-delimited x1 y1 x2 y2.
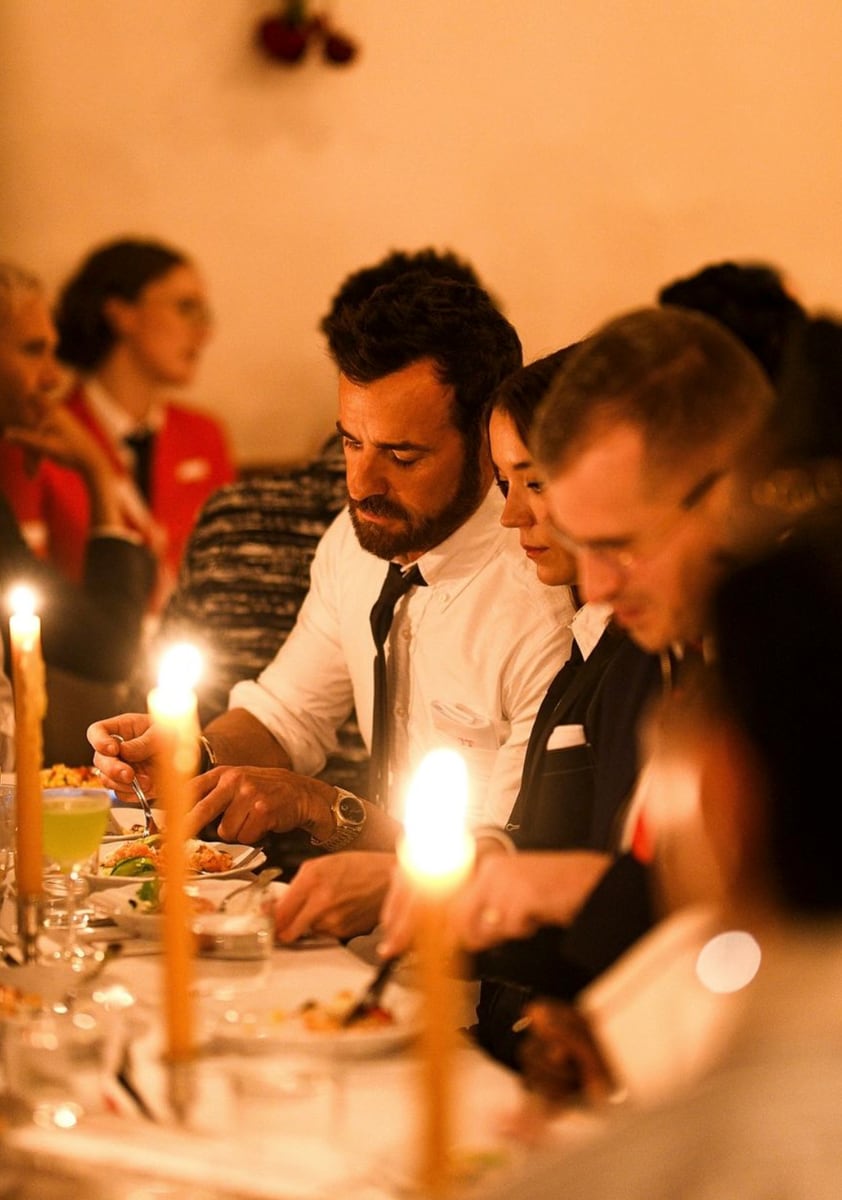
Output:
395 705 407 718
401 628 411 640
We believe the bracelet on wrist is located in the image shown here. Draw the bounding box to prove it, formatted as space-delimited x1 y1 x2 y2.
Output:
197 734 218 775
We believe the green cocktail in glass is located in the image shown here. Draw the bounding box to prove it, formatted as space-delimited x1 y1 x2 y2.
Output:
43 793 110 868
42 788 112 969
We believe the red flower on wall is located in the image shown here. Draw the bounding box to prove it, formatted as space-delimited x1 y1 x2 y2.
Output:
256 1 359 67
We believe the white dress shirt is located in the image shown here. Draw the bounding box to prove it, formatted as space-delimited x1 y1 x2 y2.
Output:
229 486 576 826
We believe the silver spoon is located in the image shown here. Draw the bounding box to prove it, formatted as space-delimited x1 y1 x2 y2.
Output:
111 734 160 835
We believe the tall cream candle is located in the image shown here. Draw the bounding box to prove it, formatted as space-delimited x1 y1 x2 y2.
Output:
8 585 46 899
147 643 202 1080
398 749 475 1196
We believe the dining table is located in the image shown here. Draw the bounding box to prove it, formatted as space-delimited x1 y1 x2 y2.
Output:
0 836 602 1200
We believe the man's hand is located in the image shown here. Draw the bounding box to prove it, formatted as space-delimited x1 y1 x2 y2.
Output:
88 714 157 800
451 851 612 952
273 851 396 943
376 856 418 960
185 765 337 844
7 406 129 528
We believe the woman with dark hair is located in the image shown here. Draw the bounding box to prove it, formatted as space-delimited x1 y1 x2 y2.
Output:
0 237 235 612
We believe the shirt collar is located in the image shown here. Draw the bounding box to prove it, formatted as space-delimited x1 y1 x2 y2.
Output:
571 601 613 660
409 485 508 590
84 378 166 439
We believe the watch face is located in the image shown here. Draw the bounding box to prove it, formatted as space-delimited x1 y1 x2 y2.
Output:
337 794 365 825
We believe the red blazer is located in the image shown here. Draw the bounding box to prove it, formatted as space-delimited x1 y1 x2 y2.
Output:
0 384 236 607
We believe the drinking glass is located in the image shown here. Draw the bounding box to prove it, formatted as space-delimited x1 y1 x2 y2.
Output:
41 788 111 971
3 1003 114 1128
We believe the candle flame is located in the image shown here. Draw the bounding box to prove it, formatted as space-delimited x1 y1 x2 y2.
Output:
401 748 474 883
8 584 37 617
157 642 203 693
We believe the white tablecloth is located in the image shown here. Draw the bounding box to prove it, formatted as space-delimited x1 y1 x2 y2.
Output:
3 932 603 1199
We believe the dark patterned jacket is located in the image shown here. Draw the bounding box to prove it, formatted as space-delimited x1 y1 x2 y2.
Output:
148 435 369 797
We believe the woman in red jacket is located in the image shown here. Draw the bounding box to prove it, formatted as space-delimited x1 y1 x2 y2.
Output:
0 237 236 614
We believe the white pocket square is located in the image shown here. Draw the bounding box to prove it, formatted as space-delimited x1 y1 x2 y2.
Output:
546 723 587 751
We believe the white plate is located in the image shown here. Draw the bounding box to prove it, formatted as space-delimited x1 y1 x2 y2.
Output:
204 976 421 1060
102 805 166 843
92 878 286 939
86 840 266 890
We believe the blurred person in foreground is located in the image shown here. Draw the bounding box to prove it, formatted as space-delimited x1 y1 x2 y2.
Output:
477 508 842 1200
89 265 575 937
0 259 154 692
0 237 235 614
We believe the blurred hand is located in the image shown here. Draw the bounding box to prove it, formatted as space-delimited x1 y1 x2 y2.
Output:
518 998 617 1108
376 859 420 959
7 404 114 480
451 851 611 952
273 851 395 943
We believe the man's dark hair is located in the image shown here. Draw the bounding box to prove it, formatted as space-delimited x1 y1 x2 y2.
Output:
319 247 489 336
770 315 842 464
323 271 522 459
55 237 188 370
658 260 805 385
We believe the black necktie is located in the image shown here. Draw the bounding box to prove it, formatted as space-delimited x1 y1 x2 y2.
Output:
369 562 425 809
124 429 154 502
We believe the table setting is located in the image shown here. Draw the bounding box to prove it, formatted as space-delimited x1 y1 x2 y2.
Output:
1 591 600 1199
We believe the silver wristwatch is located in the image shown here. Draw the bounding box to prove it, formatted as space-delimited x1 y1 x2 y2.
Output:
310 787 367 852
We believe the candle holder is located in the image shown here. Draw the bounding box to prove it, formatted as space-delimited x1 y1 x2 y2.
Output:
166 1055 197 1126
16 892 43 964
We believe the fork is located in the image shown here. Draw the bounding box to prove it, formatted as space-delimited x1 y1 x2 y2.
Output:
111 734 160 835
340 957 398 1027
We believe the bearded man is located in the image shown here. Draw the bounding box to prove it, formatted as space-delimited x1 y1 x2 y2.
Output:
91 264 575 935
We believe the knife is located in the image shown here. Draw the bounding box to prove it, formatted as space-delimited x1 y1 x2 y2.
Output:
340 957 398 1027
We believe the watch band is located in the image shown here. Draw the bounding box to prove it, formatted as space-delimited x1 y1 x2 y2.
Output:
311 787 366 852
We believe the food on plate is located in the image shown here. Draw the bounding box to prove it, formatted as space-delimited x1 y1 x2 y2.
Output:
41 763 100 788
126 877 217 916
100 837 234 878
0 980 43 1017
272 989 396 1034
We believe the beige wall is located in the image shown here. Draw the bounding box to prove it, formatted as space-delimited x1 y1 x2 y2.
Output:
2 0 841 465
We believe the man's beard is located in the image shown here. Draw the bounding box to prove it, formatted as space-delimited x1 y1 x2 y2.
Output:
349 453 486 561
